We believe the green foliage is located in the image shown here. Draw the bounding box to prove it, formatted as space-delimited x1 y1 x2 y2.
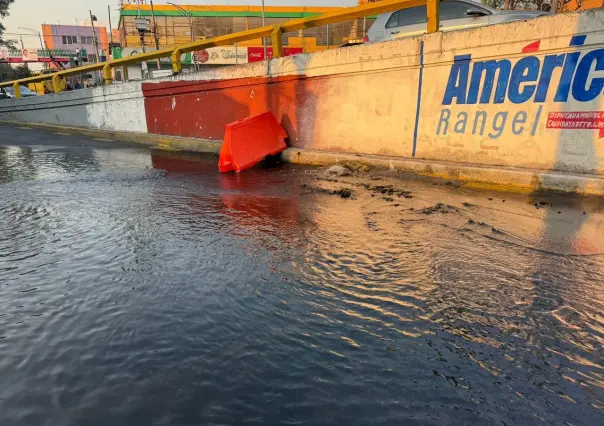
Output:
481 0 550 10
0 63 32 82
0 0 15 48
481 0 505 8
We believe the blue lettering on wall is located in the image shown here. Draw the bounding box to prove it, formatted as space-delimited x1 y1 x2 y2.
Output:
436 106 542 139
441 48 604 105
572 49 604 102
508 57 540 104
554 52 580 102
442 55 470 105
467 60 511 104
534 54 565 102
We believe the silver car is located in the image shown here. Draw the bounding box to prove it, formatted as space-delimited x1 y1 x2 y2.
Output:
366 0 549 43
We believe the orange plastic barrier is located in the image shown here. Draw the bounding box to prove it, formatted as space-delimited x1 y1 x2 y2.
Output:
218 111 288 173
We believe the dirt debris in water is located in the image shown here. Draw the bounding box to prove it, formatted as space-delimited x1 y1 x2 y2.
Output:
323 165 350 177
302 184 353 199
309 165 604 256
419 202 459 215
322 161 371 178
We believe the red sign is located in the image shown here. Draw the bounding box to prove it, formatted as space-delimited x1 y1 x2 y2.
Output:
197 50 209 64
547 111 604 138
247 47 303 62
546 111 604 129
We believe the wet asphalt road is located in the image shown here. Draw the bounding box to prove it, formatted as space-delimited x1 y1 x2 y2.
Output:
1 124 604 426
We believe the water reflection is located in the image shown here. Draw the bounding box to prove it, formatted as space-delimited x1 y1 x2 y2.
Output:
0 145 603 425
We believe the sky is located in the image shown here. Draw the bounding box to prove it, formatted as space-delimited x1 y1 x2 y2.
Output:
2 0 358 47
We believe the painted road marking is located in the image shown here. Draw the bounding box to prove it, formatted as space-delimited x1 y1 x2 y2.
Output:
18 126 31 130
93 137 113 142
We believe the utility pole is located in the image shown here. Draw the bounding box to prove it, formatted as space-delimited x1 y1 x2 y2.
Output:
89 10 102 84
89 10 101 62
18 27 47 69
108 5 114 54
150 0 161 69
134 1 149 78
37 32 47 69
261 0 267 60
551 0 559 13
19 36 28 69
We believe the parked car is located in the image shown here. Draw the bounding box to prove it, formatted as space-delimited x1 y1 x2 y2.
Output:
365 0 549 43
4 85 40 97
0 85 40 99
0 88 14 100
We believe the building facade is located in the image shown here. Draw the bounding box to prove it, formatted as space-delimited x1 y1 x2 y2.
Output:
118 4 374 60
41 24 111 63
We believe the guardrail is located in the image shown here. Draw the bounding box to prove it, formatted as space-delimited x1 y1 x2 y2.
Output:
0 0 439 98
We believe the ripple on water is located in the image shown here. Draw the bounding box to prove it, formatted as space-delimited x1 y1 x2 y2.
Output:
0 146 603 425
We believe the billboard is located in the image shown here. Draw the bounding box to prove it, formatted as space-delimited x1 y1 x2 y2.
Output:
194 47 248 65
0 48 86 63
113 47 192 64
247 47 304 62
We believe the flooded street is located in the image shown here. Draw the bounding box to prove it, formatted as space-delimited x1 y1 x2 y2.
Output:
1 125 604 425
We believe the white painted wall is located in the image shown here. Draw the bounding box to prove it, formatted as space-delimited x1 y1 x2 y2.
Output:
86 83 147 133
0 81 147 133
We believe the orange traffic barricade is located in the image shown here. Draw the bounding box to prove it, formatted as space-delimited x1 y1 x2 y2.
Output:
218 111 288 173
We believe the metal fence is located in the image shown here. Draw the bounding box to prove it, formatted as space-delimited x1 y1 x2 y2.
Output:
558 0 604 12
0 0 438 97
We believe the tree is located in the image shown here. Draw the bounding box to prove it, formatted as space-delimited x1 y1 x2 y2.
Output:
0 63 31 82
0 0 15 48
482 0 549 10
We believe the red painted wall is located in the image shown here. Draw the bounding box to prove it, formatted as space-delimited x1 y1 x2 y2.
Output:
142 74 325 149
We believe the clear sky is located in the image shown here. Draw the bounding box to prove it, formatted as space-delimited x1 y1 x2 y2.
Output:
3 0 357 47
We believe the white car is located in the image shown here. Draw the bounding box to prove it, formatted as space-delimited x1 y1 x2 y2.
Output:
366 0 549 43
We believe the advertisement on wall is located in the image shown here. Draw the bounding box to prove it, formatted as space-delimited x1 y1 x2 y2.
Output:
0 48 81 63
417 33 604 170
195 47 248 65
247 47 304 62
21 48 38 62
113 47 192 64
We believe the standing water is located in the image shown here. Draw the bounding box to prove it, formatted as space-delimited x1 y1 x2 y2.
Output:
1 126 603 425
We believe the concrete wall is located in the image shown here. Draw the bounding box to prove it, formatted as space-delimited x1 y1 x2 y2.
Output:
2 9 604 175
0 82 147 133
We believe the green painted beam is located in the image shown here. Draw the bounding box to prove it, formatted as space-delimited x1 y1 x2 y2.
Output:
119 10 323 18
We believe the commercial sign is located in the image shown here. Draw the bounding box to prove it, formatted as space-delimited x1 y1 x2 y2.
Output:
110 46 303 67
21 48 38 62
247 47 303 62
0 48 87 63
196 47 248 65
113 47 192 65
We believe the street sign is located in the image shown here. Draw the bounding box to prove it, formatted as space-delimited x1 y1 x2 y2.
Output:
134 18 150 32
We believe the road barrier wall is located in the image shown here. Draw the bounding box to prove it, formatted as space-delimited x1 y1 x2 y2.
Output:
1 9 603 176
0 83 147 133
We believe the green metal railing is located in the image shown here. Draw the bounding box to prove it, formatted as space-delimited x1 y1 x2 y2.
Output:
0 0 439 98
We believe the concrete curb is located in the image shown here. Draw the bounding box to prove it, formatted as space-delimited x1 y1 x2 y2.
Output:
282 149 604 196
3 120 604 196
0 121 222 155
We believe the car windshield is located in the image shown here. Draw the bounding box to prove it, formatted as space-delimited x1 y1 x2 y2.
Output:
5 86 37 95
